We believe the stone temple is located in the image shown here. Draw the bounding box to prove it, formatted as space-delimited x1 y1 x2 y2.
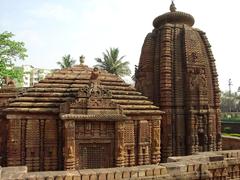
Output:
0 64 163 171
1 2 240 180
135 2 221 161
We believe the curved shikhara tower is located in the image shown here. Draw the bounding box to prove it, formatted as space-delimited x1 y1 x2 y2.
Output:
135 2 221 161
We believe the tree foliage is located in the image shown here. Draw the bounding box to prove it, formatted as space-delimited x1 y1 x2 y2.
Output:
57 54 76 69
0 31 27 85
221 91 240 112
94 47 131 77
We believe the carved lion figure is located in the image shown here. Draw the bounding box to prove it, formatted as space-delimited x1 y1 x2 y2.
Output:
2 76 15 87
90 67 100 80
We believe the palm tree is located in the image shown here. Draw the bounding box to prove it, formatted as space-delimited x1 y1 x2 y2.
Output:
57 54 76 69
94 48 131 77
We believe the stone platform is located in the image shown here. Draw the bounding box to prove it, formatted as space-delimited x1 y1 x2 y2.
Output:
1 150 240 180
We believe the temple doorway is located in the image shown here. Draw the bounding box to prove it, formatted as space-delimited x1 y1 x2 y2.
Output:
74 120 115 169
76 143 112 169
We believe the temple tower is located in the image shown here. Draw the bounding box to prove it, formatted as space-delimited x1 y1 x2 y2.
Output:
135 2 221 161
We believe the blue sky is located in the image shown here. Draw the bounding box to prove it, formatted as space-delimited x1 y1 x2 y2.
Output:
1 0 240 91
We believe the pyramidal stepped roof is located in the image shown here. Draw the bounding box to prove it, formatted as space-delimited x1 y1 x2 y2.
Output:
5 64 163 115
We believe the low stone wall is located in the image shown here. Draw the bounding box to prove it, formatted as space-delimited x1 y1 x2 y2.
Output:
0 165 170 180
1 150 240 180
222 135 240 150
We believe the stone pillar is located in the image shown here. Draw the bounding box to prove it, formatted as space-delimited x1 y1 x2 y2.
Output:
0 118 8 166
187 112 195 154
64 120 75 170
129 146 135 166
138 146 143 165
20 119 27 166
143 146 150 165
137 120 149 165
193 115 198 153
159 25 174 161
7 119 22 166
0 87 18 167
192 114 197 153
206 113 212 151
151 119 161 164
216 109 222 150
115 121 125 167
39 119 45 170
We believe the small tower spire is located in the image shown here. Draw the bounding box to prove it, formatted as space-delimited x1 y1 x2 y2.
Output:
170 0 176 12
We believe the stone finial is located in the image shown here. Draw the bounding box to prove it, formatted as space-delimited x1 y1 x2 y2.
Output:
79 55 85 64
170 0 176 12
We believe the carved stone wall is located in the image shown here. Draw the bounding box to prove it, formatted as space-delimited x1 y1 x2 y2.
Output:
6 115 60 171
61 79 162 170
0 86 18 166
136 6 221 161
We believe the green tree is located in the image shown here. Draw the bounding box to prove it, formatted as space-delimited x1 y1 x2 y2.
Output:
221 91 240 112
95 47 131 77
57 54 76 69
0 31 27 85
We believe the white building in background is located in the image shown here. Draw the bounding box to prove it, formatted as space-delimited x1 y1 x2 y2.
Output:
22 65 52 87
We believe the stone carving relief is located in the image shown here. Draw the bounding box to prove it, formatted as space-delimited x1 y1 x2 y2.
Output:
68 146 74 158
115 122 125 167
78 68 112 99
78 86 90 97
2 76 15 87
185 30 205 65
73 68 117 110
90 67 100 80
189 52 198 63
64 121 75 128
153 128 160 151
188 67 207 95
199 68 207 89
193 114 210 152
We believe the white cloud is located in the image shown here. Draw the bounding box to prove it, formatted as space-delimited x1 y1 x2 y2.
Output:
17 30 44 48
6 0 239 91
29 2 75 22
